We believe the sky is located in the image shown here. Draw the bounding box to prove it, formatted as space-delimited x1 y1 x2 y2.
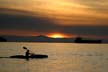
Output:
0 0 108 39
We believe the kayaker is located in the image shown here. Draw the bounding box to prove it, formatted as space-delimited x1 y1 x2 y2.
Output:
23 47 30 58
26 49 30 57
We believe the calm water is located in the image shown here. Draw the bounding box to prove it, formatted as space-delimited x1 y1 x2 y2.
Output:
0 42 108 72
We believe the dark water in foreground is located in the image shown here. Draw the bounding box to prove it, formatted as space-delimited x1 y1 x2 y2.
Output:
0 42 108 72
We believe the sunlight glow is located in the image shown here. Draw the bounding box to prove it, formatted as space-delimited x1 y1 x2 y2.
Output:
48 34 65 38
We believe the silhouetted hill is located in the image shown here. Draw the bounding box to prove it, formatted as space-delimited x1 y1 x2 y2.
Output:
75 37 102 43
1 35 108 43
2 35 74 43
0 36 7 42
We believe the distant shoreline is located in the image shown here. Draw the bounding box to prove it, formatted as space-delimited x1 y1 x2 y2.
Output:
0 35 108 43
0 41 108 44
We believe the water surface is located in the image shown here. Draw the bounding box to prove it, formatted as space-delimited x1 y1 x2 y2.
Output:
0 42 108 72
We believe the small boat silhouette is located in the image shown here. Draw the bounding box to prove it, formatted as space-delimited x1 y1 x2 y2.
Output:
10 54 48 59
0 54 48 60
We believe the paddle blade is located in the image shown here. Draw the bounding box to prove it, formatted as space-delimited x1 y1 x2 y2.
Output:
23 47 27 50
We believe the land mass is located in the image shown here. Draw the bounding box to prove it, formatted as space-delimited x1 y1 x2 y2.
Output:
1 35 74 43
0 35 108 43
0 36 7 42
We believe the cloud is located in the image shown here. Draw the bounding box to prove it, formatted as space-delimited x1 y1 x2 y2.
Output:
60 26 108 36
0 0 108 26
0 8 61 33
72 0 108 13
0 8 108 38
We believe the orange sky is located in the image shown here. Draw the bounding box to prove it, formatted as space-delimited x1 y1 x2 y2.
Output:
0 0 108 26
0 0 108 38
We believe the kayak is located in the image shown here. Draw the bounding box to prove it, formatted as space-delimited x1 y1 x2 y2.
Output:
10 54 48 59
